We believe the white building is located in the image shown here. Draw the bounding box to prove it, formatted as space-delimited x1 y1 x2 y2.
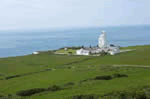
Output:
76 31 120 55
108 46 120 55
76 48 90 55
32 51 39 55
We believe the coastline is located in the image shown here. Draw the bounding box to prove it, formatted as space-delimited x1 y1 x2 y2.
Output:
0 44 149 59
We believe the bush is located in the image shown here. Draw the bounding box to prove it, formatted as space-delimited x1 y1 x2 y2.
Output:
112 73 128 78
8 94 12 97
48 85 61 91
103 88 148 99
100 50 107 56
64 82 75 86
44 68 52 71
0 95 4 97
71 95 99 99
5 75 21 80
16 88 45 96
95 75 112 80
68 52 72 55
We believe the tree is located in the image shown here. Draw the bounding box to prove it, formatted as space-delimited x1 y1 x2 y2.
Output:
97 45 99 48
101 50 107 56
90 45 92 48
68 52 72 55
81 45 84 48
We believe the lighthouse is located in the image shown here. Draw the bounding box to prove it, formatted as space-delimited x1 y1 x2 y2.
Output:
98 31 107 48
76 30 120 55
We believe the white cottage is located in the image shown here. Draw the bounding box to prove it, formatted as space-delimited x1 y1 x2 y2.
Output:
76 48 89 55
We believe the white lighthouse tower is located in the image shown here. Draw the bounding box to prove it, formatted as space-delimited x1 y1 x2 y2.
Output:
98 31 107 48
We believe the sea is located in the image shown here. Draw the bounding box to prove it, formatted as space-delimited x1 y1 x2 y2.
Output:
0 25 150 58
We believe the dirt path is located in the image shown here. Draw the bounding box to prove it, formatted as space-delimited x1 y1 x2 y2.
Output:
119 49 136 53
112 64 150 68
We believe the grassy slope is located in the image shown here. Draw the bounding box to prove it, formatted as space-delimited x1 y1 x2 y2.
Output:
0 52 89 78
72 48 150 66
0 45 150 98
56 49 76 54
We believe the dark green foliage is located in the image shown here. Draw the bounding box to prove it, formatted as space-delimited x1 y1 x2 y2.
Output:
64 82 75 86
100 50 107 56
81 45 84 48
81 73 128 82
112 73 128 78
89 51 92 55
80 79 88 82
69 88 149 99
68 52 73 55
70 94 99 99
8 94 12 97
0 95 4 97
90 45 92 48
16 88 45 96
68 67 72 69
97 45 99 47
47 85 62 91
5 68 52 80
5 75 21 80
103 89 148 99
95 75 112 80
16 85 62 96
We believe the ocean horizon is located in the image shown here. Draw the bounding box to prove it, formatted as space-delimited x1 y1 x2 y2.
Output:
0 25 150 58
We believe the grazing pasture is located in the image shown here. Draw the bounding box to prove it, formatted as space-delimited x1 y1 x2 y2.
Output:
0 45 150 99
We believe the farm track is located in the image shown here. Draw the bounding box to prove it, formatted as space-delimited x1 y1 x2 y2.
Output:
112 64 150 68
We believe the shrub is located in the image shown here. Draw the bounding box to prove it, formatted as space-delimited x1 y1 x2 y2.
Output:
16 88 45 96
8 94 12 97
44 68 52 71
102 88 148 99
68 67 72 69
100 50 107 56
64 82 75 86
68 52 72 55
48 85 61 91
70 94 99 99
5 75 21 80
95 75 112 80
0 95 4 97
112 73 128 78
80 79 88 83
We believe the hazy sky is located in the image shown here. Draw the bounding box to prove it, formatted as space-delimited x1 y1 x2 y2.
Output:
0 0 150 30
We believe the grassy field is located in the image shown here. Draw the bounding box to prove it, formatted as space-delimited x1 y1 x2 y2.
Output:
55 49 77 54
0 45 150 99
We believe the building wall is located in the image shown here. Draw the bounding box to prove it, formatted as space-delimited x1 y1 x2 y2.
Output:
76 50 89 55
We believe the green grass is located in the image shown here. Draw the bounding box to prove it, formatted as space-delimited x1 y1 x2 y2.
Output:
0 52 89 78
0 45 150 99
56 49 77 54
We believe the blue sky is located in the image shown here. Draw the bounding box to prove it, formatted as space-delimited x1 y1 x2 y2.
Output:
0 0 150 30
